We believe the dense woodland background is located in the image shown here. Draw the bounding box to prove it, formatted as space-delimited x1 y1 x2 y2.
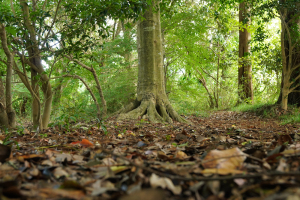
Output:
0 0 299 131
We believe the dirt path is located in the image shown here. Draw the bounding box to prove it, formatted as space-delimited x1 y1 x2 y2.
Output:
192 111 299 141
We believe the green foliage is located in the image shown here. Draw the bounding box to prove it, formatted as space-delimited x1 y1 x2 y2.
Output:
50 100 92 129
0 0 298 127
163 1 242 111
231 102 275 113
2 130 19 148
165 135 171 140
280 107 300 125
96 119 108 135
231 103 300 125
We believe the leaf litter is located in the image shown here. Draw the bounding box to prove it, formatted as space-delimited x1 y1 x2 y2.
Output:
0 111 299 199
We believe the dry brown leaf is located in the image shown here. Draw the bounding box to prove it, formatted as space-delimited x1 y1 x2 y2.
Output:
41 160 53 166
276 158 289 172
278 134 293 145
53 167 69 179
102 158 117 166
149 173 182 195
28 167 40 177
39 188 85 200
119 188 166 200
202 147 246 169
282 148 300 156
55 153 72 162
175 151 188 159
201 168 246 175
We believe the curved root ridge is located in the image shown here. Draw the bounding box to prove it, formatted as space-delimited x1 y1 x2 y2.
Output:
117 99 190 124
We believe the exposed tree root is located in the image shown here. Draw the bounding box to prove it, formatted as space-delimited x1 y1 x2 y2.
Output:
118 97 190 124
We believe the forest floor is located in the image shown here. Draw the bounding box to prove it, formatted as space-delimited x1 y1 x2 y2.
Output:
0 110 300 200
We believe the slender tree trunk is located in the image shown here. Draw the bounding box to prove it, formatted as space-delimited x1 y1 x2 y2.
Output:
20 0 52 129
20 97 28 117
118 1 188 124
122 20 135 69
0 76 8 129
277 2 300 108
0 23 16 128
63 75 102 119
216 43 220 108
238 2 253 104
31 69 40 128
5 52 16 128
52 79 63 109
194 69 215 108
52 68 68 109
91 67 107 118
61 54 107 119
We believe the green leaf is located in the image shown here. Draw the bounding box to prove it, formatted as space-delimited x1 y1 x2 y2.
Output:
5 26 17 36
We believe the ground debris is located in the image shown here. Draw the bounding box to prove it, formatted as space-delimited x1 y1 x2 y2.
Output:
1 111 300 199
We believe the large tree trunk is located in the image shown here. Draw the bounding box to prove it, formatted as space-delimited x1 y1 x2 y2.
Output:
238 2 253 104
118 1 188 123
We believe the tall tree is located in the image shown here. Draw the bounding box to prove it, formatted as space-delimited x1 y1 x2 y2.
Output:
0 23 16 128
238 2 253 104
18 0 53 130
118 1 188 123
0 75 8 129
277 1 300 109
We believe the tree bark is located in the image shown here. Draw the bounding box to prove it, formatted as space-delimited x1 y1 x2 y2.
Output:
0 77 8 129
31 69 40 128
118 1 188 124
20 97 28 117
20 0 53 129
52 68 68 109
194 69 216 108
277 2 300 108
0 23 16 128
238 2 253 104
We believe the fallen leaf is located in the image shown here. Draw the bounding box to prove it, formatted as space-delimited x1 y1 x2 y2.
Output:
40 188 85 200
202 148 246 169
53 167 69 179
278 134 293 145
17 154 45 162
276 158 289 172
55 153 72 162
119 188 166 200
175 151 188 159
149 173 182 195
71 139 93 147
201 168 246 175
102 158 116 166
175 133 187 141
